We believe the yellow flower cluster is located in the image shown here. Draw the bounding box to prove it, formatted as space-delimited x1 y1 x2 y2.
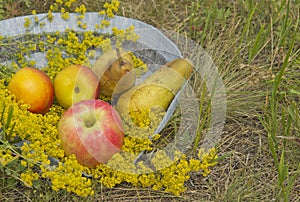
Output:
34 25 143 86
20 170 39 187
0 79 63 189
119 108 166 154
75 4 87 29
14 41 38 68
25 0 121 30
96 19 110 29
64 0 76 8
43 30 113 80
23 17 31 28
96 0 120 28
104 0 120 18
0 81 64 151
196 147 218 176
41 155 94 197
60 7 70 20
47 0 82 26
128 52 148 76
75 4 87 14
0 147 18 167
112 26 140 48
122 136 153 154
99 0 120 18
88 147 218 196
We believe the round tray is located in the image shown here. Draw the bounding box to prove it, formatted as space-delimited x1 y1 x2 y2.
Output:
0 13 183 134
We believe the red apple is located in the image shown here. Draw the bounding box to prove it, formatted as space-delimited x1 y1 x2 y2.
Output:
54 64 100 109
8 67 54 114
58 99 124 168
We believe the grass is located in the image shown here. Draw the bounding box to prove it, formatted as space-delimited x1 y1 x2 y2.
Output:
0 0 300 201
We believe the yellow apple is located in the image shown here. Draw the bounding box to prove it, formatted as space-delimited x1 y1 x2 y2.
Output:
8 67 54 114
54 64 100 109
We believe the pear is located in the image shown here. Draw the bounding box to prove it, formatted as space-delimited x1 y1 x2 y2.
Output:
91 48 135 97
116 58 193 126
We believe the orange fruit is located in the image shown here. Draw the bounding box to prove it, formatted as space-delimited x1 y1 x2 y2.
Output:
8 67 54 114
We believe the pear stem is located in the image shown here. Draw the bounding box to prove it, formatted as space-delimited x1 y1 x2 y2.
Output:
116 48 125 67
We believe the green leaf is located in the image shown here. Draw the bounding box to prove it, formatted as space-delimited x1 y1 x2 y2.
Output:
5 105 14 129
278 148 288 187
290 89 300 95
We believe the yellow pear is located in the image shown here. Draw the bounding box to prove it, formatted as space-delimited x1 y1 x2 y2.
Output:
116 58 193 126
91 49 135 97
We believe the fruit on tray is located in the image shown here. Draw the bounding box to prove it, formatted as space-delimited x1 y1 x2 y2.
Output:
58 99 124 168
8 67 54 114
91 48 135 97
116 58 193 126
54 64 100 109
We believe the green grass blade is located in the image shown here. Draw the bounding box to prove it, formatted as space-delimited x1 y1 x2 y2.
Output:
248 23 268 64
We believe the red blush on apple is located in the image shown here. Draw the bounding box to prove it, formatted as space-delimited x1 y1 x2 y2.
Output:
58 99 124 168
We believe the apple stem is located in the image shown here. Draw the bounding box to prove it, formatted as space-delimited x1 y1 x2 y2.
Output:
116 48 125 67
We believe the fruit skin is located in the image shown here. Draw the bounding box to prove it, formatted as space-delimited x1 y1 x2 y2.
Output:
116 58 193 126
58 99 124 168
91 49 135 97
8 67 54 114
54 64 100 109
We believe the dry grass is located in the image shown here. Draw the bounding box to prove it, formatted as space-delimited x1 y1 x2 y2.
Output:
0 0 299 201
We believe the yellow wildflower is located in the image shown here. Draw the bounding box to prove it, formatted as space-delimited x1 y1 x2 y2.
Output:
103 0 120 18
20 170 39 187
75 4 87 14
23 17 31 28
56 0 63 5
0 148 18 166
98 10 106 15
128 52 148 76
64 0 76 8
80 23 87 30
61 12 70 20
41 155 94 197
112 26 140 48
47 10 54 21
100 19 110 28
34 16 39 23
